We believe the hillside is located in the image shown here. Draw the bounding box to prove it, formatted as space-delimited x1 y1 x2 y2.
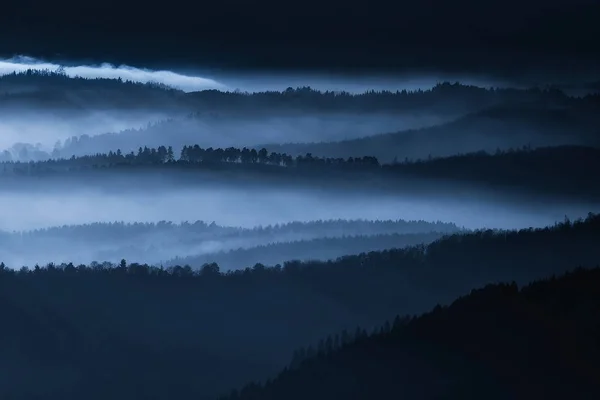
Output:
0 70 186 111
266 103 600 162
222 267 600 400
0 219 460 267
2 144 600 203
166 232 449 270
1 73 582 114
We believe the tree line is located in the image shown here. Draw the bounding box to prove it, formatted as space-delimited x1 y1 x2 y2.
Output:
0 69 176 92
2 218 459 243
2 144 599 202
3 70 597 113
4 142 599 173
165 232 449 271
0 144 379 170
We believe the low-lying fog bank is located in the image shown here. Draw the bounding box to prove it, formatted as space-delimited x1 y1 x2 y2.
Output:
0 224 456 269
0 110 170 154
0 186 595 234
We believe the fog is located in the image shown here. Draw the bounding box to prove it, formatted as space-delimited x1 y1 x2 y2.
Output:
0 57 597 277
0 222 455 268
268 106 600 162
46 113 449 160
0 182 596 268
0 185 594 233
6 56 588 163
0 110 170 151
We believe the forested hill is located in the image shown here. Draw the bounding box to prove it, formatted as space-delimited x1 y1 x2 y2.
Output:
0 219 461 268
2 144 600 201
2 219 459 241
221 267 600 400
180 83 582 114
0 69 178 93
0 214 599 399
0 71 592 113
265 103 600 162
165 232 448 270
0 70 185 110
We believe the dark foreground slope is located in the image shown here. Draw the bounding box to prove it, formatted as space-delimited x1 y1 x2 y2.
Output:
1 214 600 400
223 267 600 400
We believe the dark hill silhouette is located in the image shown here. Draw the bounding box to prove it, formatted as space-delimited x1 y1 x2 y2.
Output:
1 214 600 399
165 232 448 271
265 103 600 162
2 144 599 202
180 83 579 114
221 266 600 400
385 145 600 197
0 70 186 111
1 72 592 115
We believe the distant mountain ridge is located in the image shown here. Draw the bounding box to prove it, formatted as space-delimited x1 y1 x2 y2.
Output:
0 219 460 268
265 102 600 162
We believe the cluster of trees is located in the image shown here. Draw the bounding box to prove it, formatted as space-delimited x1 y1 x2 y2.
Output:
222 266 600 400
1 214 599 399
0 144 380 171
0 69 175 92
179 145 379 167
5 142 599 173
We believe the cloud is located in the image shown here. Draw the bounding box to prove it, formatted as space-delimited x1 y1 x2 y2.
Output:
0 56 227 92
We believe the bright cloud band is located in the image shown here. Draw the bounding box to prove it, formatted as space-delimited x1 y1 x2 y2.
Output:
0 56 226 92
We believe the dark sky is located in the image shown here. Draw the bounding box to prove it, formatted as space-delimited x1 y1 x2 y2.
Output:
1 0 599 76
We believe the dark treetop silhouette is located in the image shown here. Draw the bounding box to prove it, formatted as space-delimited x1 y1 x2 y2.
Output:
3 71 598 114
